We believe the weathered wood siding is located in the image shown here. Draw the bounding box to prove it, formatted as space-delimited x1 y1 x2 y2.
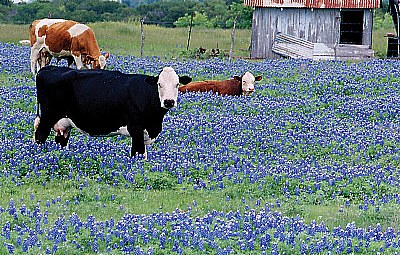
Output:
362 9 374 46
250 7 374 59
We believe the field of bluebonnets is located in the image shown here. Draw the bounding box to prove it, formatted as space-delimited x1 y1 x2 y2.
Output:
2 41 400 254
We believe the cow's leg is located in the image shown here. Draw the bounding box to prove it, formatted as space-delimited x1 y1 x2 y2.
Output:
73 55 84 70
127 126 145 157
34 116 53 144
144 145 148 160
33 116 40 142
67 57 74 68
30 46 40 74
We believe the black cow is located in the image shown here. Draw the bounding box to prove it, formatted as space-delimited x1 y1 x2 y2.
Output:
34 66 192 156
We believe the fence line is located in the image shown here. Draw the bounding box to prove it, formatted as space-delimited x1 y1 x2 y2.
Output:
138 18 243 59
1 19 249 28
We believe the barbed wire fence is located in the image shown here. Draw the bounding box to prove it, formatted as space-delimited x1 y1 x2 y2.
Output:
139 16 243 59
9 17 248 59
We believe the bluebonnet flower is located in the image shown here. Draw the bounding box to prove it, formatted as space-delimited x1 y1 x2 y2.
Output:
3 42 400 254
5 243 14 254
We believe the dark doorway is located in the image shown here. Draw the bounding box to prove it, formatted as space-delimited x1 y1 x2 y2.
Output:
340 10 364 45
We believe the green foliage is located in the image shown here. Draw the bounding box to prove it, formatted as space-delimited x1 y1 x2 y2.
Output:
373 11 395 30
1 0 134 23
134 172 178 190
174 11 213 28
172 0 253 28
373 10 396 58
133 1 198 27
0 0 253 29
0 22 252 58
226 2 253 29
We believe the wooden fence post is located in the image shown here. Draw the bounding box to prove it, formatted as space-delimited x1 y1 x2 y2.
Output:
187 12 194 51
140 18 145 58
229 16 237 60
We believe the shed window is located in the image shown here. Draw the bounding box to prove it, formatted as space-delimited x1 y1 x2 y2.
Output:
340 10 363 45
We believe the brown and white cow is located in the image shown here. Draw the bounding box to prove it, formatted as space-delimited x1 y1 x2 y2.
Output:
178 72 262 96
29 18 109 74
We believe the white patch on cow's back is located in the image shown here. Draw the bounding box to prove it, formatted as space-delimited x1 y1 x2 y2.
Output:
34 19 66 47
68 24 90 37
35 19 66 35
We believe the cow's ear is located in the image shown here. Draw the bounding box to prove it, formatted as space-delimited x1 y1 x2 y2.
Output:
145 76 159 86
103 52 110 59
233 76 241 81
179 76 192 85
255 76 262 81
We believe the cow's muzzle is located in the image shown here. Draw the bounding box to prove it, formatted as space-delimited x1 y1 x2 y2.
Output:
243 89 255 96
163 99 175 109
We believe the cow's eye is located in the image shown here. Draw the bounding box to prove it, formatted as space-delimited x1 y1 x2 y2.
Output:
176 84 179 88
158 83 162 88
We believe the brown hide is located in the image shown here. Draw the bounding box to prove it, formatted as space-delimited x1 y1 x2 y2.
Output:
44 21 103 63
44 21 78 54
178 78 242 96
30 19 108 71
29 20 40 46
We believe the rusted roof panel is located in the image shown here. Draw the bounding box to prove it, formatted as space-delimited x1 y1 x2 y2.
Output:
244 0 380 8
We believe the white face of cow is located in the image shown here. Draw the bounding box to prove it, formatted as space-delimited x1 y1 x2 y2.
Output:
157 67 180 109
241 72 257 95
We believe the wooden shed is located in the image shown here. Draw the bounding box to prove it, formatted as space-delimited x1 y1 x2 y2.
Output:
244 0 381 60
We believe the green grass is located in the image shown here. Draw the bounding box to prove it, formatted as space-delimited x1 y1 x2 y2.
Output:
0 23 28 44
372 12 396 58
1 20 392 59
92 22 252 58
372 27 394 58
2 171 399 234
2 21 251 58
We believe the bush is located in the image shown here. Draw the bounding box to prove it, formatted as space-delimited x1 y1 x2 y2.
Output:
174 12 213 28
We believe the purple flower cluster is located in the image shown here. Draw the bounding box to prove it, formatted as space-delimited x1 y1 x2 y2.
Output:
1 200 400 254
1 42 400 253
1 197 400 254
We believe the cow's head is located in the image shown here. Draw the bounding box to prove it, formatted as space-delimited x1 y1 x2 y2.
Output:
37 49 51 68
147 67 192 109
86 52 110 69
234 72 262 95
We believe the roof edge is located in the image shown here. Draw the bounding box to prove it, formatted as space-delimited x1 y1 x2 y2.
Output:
244 0 381 9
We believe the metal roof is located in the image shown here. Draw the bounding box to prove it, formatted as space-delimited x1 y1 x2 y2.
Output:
244 0 381 8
